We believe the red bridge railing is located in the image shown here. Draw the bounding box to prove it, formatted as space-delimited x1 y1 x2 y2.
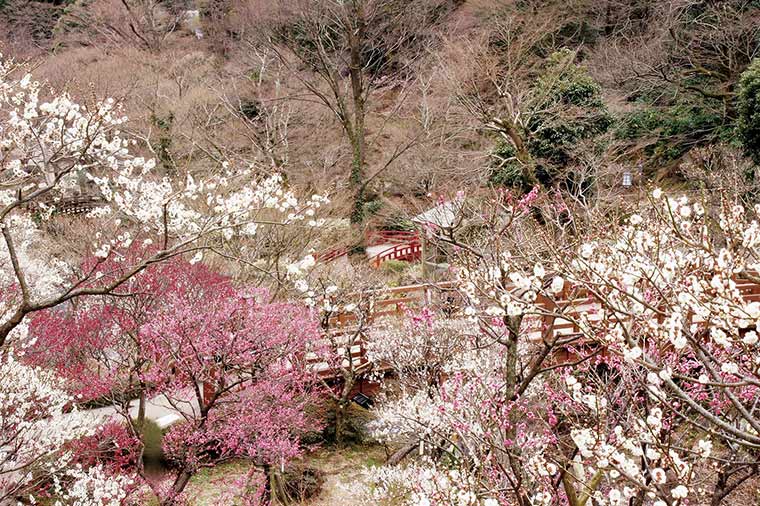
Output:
365 229 419 246
371 240 422 268
315 247 348 264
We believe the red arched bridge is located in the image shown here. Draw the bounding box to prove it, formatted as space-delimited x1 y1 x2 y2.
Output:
315 230 422 267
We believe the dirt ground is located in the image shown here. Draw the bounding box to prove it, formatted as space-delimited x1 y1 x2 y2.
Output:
142 444 387 505
302 444 387 506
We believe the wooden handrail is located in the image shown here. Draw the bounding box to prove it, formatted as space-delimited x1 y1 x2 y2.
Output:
310 275 760 375
315 247 348 263
365 229 419 246
371 240 422 268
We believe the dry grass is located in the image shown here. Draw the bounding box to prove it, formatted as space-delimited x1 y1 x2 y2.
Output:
301 444 387 506
131 444 387 505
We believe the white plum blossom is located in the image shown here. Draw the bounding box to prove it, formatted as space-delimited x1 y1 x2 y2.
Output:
0 357 123 503
671 485 689 499
0 55 328 339
721 362 739 375
697 439 713 458
189 251 204 265
550 276 564 294
54 465 133 506
0 55 329 503
398 187 760 506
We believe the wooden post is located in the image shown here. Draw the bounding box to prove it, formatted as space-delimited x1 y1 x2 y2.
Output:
420 232 428 278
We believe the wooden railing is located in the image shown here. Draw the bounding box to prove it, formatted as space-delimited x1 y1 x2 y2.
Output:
527 276 760 364
47 195 105 216
326 281 458 329
315 247 348 264
308 282 459 376
365 229 419 246
370 240 422 268
364 230 422 268
310 276 760 374
313 230 420 266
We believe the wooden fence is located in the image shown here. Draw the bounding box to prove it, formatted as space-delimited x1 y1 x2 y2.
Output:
309 275 760 375
307 282 459 376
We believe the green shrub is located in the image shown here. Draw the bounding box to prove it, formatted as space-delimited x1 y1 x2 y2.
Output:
617 102 728 165
274 464 324 504
362 199 383 218
738 57 760 164
139 419 166 469
383 213 415 231
239 99 261 121
488 141 527 188
529 51 614 170
381 259 408 274
318 400 373 445
489 50 613 191
535 49 607 109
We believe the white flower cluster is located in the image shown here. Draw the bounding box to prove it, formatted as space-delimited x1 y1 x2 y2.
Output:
364 461 495 506
366 315 479 388
0 357 125 502
359 188 760 506
52 464 132 506
0 55 330 304
566 375 607 412
570 406 711 505
458 261 551 320
368 390 449 444
0 214 69 306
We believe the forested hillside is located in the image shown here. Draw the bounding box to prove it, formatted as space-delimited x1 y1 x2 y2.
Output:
4 0 760 224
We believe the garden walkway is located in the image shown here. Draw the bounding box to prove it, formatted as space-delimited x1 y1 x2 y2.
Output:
75 391 201 429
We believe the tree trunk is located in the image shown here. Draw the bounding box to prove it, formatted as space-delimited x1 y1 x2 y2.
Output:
503 314 527 503
136 387 146 431
335 400 348 445
386 441 418 465
350 144 367 224
711 471 729 506
347 1 367 223
0 307 26 348
505 315 522 399
489 117 537 187
335 372 357 445
262 463 275 504
161 469 193 506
